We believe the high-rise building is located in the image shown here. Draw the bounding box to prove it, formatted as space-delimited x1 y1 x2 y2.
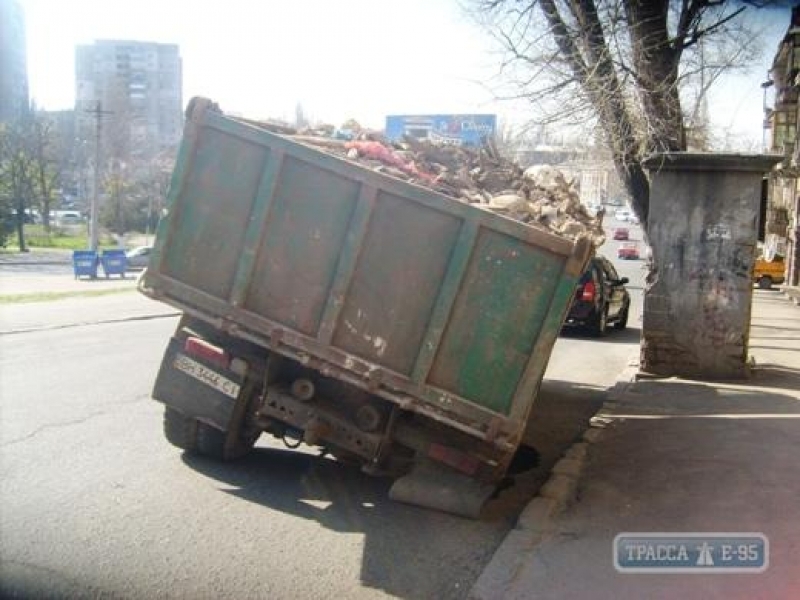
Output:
0 0 29 123
75 40 183 162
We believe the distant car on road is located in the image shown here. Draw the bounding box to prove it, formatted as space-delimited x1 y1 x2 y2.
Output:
52 210 84 225
753 256 785 289
563 256 631 336
613 227 630 240
617 241 640 260
125 245 153 270
614 208 633 222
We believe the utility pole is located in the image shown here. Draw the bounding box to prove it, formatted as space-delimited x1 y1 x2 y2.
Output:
84 101 113 250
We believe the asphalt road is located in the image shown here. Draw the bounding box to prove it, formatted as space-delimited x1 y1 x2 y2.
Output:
0 223 645 599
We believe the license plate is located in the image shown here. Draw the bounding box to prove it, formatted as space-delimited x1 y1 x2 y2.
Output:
173 353 241 398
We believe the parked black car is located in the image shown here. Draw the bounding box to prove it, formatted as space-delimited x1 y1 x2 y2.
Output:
564 256 630 335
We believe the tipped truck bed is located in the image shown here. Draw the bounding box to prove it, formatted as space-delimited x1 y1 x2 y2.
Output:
140 98 592 513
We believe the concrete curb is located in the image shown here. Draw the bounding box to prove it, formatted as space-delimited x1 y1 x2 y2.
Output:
0 260 71 266
469 356 640 600
468 432 606 600
0 286 137 301
0 251 73 266
0 311 181 336
782 286 800 306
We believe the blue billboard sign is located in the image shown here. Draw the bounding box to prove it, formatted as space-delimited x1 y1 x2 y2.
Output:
385 114 497 147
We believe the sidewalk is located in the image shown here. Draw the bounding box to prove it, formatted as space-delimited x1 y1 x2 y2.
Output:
472 290 800 599
0 251 177 331
0 268 138 297
0 249 136 297
0 248 71 265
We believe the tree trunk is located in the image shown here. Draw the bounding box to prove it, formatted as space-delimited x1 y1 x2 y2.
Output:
539 0 653 226
625 1 685 152
14 196 27 252
613 151 651 226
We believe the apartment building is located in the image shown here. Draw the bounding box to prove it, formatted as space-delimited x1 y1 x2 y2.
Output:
766 8 800 287
0 0 29 123
75 40 183 162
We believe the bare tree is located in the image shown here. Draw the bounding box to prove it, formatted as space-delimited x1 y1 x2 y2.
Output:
28 109 66 233
0 115 37 251
470 0 769 227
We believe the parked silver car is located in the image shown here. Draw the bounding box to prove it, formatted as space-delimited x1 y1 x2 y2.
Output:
125 245 153 270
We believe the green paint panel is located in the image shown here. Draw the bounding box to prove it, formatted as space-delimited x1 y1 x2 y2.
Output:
149 108 591 433
244 157 360 335
428 229 565 414
163 127 267 299
332 192 462 374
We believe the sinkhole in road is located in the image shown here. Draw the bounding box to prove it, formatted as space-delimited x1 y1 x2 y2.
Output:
506 444 540 475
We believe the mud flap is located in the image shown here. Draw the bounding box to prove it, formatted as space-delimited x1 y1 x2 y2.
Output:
152 337 245 432
388 460 497 519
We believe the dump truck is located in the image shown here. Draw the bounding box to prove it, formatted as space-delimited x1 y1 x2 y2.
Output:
139 98 593 517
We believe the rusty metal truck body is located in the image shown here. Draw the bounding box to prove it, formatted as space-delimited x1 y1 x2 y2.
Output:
140 98 592 516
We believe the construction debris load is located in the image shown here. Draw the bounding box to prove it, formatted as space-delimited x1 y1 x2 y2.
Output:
247 118 605 247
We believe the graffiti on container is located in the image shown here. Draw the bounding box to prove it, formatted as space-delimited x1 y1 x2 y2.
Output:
729 245 752 279
687 268 712 282
699 280 735 348
703 223 732 241
686 247 750 282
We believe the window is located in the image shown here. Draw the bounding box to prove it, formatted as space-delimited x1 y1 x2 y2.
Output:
602 259 620 282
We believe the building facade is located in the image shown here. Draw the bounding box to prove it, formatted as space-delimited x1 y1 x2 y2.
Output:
75 40 183 163
0 0 29 123
766 8 800 287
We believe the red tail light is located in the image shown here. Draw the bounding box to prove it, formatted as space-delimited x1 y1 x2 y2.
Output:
184 336 230 369
581 281 596 302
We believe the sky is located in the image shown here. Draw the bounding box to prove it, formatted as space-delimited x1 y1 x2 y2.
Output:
18 0 794 148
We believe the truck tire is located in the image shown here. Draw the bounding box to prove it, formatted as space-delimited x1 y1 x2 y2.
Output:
163 407 198 451
758 276 773 289
200 421 259 460
163 407 256 460
195 422 228 459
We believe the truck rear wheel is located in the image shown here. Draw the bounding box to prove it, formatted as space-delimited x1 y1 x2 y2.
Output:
163 407 257 460
758 276 773 289
163 407 198 451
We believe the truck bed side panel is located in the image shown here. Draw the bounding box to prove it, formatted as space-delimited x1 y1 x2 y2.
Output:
162 127 268 299
427 229 565 414
244 156 361 336
145 102 591 442
330 190 463 375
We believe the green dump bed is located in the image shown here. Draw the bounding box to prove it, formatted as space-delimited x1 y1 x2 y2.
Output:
141 98 592 450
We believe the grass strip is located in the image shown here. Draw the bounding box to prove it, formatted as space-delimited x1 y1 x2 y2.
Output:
0 287 136 304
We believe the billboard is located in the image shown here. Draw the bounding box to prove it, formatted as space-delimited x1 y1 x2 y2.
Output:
385 114 497 147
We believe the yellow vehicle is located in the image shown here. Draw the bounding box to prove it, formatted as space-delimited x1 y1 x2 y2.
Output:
754 257 785 289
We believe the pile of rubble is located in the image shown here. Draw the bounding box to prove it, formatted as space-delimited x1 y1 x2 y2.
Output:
249 118 604 246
